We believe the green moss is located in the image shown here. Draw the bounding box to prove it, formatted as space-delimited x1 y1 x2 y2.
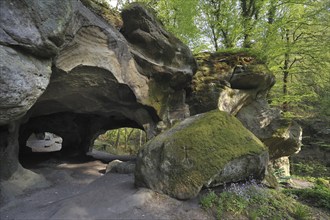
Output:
80 0 123 28
162 110 266 192
147 79 172 116
213 48 267 63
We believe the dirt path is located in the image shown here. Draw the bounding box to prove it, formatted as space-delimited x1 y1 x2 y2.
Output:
0 158 212 219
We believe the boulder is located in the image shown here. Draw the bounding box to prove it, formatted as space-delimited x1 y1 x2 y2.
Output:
187 51 274 115
236 100 302 160
135 110 268 200
106 160 135 174
229 64 275 91
0 0 74 57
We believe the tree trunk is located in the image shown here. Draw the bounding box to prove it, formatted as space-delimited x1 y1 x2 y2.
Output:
211 26 219 51
115 129 120 148
282 29 290 112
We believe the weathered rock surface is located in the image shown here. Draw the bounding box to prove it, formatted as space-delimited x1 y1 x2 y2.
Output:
0 45 51 125
106 160 136 174
230 63 275 91
121 3 197 87
218 87 254 115
121 3 196 125
0 0 73 57
0 0 196 200
135 110 268 200
237 100 302 160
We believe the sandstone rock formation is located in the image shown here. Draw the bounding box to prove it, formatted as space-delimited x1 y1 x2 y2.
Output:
135 110 268 200
187 51 302 168
0 0 196 201
121 3 196 125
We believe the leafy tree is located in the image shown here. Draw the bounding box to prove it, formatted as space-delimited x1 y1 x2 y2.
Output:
94 128 146 155
258 0 330 115
198 0 242 50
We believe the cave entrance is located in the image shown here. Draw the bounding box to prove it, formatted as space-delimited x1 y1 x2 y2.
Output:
93 127 147 156
26 132 63 153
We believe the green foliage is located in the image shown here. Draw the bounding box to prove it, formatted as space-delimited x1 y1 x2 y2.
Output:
80 0 123 28
293 204 313 220
200 190 217 209
273 167 291 183
93 128 146 155
284 183 330 210
289 159 330 211
292 162 330 180
138 0 201 47
200 181 312 219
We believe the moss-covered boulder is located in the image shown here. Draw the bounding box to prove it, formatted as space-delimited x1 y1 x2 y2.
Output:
135 110 268 199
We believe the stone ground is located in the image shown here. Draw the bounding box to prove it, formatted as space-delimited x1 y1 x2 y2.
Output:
0 153 212 220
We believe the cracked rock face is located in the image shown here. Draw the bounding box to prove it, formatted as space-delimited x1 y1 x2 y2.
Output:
0 0 196 189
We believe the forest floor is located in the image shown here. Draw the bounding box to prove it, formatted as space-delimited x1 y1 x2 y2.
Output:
1 151 329 219
0 154 212 220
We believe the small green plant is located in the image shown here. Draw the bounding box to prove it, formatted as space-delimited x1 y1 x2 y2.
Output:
293 204 312 220
284 182 330 210
291 162 329 179
273 167 291 183
218 191 248 216
200 191 217 209
199 180 311 219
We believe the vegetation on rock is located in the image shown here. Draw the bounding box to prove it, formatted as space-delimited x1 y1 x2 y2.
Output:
135 110 268 199
80 0 123 28
188 49 270 115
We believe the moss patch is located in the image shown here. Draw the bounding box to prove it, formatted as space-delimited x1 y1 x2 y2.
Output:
147 79 172 117
165 110 265 186
80 0 123 28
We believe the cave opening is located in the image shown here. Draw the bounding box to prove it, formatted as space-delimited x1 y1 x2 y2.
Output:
26 132 63 153
17 110 152 170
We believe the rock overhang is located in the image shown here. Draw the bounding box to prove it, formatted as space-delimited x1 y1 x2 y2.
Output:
0 0 197 188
